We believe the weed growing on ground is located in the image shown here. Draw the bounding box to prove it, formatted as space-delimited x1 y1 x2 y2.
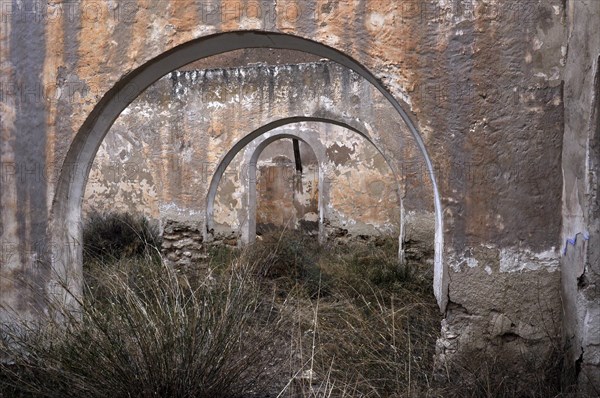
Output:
1 253 287 398
1 214 287 397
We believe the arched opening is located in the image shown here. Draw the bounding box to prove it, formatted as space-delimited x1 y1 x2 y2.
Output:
82 60 417 273
207 121 405 253
51 31 445 310
254 138 320 238
212 130 327 246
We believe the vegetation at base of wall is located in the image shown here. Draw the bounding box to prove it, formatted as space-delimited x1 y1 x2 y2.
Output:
0 213 580 397
436 348 569 398
82 210 161 262
242 232 575 398
235 231 440 397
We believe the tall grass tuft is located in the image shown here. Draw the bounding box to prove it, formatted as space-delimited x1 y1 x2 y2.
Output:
0 253 285 397
257 231 439 397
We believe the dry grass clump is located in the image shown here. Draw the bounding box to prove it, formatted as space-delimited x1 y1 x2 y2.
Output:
248 231 440 397
0 218 286 397
82 210 160 262
1 255 285 397
433 348 571 398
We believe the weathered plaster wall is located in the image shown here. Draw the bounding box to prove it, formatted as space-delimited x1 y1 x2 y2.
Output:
83 62 421 236
424 0 566 378
562 0 600 392
1 0 570 385
85 130 159 220
210 122 403 239
320 124 403 236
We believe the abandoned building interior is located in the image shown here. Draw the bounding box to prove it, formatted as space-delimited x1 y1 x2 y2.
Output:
1 0 599 395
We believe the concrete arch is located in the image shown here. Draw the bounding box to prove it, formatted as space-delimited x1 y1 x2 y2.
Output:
240 130 327 246
50 31 445 310
207 121 405 256
205 117 401 236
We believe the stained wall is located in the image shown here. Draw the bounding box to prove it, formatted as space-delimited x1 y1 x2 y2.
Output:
0 0 576 385
562 0 600 392
83 62 420 240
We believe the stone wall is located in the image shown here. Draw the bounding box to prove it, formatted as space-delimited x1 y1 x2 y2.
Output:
84 62 419 241
561 0 600 392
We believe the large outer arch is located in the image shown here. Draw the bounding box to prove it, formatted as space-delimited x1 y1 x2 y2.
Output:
50 31 446 310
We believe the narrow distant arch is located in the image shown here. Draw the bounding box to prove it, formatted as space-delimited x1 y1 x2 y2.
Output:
209 128 329 246
241 131 327 245
51 31 446 310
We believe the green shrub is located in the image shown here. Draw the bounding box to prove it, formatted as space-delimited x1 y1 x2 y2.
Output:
82 211 160 262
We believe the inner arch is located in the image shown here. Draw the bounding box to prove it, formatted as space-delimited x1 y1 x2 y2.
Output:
246 134 323 244
206 120 405 252
205 117 401 233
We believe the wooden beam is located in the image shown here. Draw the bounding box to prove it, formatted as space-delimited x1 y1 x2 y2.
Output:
292 139 303 173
